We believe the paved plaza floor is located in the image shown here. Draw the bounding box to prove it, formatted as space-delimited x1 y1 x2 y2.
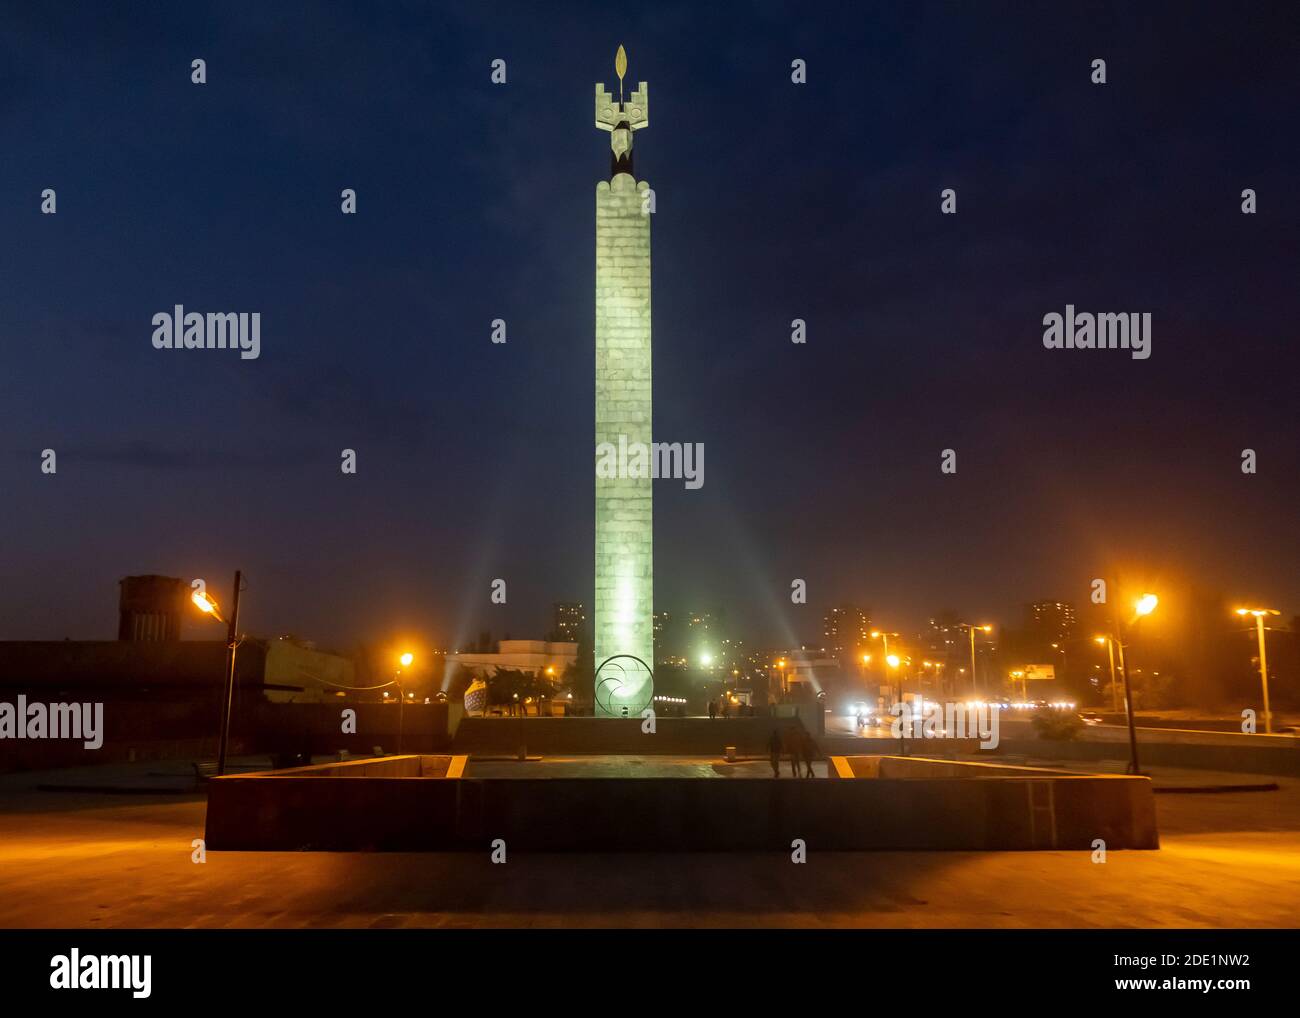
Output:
1 760 1296 928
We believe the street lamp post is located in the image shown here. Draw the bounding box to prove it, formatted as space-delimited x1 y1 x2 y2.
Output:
217 572 242 777
886 654 903 755
959 623 993 697
395 651 414 752
886 654 903 706
1117 593 1158 775
1095 636 1120 713
191 571 243 777
1235 608 1280 734
870 630 899 699
968 627 977 696
1116 632 1138 774
1051 642 1069 685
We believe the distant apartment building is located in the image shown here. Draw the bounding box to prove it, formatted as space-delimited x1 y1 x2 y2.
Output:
687 611 714 636
924 616 963 656
651 611 670 663
551 601 586 643
823 605 871 659
652 611 669 639
1028 601 1078 643
118 575 189 641
652 610 722 666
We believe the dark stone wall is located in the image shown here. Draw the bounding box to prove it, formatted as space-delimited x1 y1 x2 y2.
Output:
205 763 1158 852
0 699 455 772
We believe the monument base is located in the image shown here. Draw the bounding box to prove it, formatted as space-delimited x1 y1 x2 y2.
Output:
204 754 1158 852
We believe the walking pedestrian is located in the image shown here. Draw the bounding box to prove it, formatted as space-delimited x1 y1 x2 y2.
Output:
801 729 817 778
782 724 801 777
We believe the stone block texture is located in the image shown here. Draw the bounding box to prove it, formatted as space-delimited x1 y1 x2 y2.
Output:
594 173 653 714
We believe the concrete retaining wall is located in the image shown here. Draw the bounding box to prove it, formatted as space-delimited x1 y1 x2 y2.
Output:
820 733 1300 777
999 717 1299 747
832 755 1069 779
827 754 1156 850
821 736 985 758
996 737 1300 776
205 754 1157 852
271 755 454 778
0 699 458 773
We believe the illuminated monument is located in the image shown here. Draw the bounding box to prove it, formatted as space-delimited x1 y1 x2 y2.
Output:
593 47 654 715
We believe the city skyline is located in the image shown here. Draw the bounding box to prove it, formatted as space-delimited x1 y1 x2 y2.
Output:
2 2 1296 652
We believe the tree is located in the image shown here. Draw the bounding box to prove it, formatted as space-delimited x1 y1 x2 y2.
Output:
485 667 545 706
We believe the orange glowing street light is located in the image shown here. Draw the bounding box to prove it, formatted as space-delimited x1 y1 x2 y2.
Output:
191 588 223 620
1115 592 1159 774
958 623 994 696
393 651 417 751
772 657 788 697
869 630 900 668
1095 635 1120 712
885 653 904 716
189 572 244 777
1235 606 1281 734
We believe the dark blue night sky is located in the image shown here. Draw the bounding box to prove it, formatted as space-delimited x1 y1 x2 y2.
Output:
2 1 1297 649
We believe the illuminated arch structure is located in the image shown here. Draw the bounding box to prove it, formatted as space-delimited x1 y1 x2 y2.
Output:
594 654 654 718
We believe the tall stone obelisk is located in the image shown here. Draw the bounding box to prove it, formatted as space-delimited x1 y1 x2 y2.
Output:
593 47 654 715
